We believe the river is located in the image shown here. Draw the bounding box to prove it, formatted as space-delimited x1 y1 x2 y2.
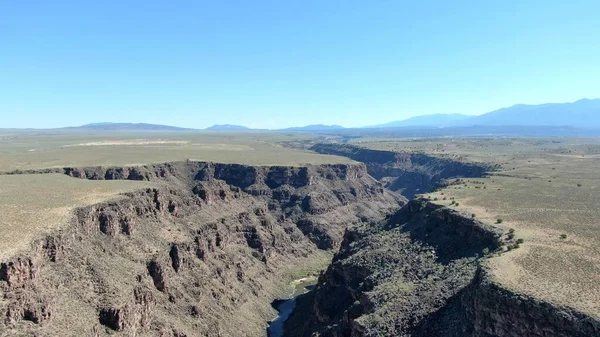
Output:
267 277 317 337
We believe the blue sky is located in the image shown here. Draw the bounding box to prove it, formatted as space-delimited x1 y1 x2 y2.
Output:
1 1 599 129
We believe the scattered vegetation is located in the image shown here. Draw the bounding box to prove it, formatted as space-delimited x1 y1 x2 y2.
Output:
364 137 600 316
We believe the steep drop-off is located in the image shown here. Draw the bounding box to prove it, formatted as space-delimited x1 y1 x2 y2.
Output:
286 200 600 337
311 144 492 198
0 161 402 337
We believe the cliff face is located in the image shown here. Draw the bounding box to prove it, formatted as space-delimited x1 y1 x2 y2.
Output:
0 161 402 337
462 271 600 337
286 200 600 337
311 144 492 198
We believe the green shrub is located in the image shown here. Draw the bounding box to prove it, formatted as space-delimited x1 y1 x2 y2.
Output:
506 243 520 251
516 238 524 244
496 219 503 224
560 234 568 239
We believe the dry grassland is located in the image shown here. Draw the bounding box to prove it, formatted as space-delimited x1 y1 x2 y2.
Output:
0 174 152 260
0 132 352 172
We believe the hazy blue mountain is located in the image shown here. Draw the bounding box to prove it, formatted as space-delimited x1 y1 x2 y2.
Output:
77 123 193 131
205 124 250 130
465 98 600 127
370 114 472 128
281 124 345 131
369 99 600 129
82 122 117 127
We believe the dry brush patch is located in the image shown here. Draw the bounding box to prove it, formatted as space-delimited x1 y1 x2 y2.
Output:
0 174 153 259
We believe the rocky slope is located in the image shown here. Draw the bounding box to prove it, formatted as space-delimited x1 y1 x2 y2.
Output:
311 144 492 198
285 200 600 337
0 161 402 337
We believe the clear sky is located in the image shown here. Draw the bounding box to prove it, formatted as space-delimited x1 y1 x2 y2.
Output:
1 1 599 129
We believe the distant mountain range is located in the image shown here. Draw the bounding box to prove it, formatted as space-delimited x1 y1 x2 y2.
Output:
205 124 250 131
376 98 600 128
76 123 193 131
48 98 600 132
369 114 472 128
281 124 344 131
465 98 600 127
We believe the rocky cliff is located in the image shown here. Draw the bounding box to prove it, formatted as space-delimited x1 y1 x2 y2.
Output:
285 200 600 337
0 161 402 337
311 144 492 198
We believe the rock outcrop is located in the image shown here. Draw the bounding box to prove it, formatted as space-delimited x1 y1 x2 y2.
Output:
0 161 402 337
286 200 600 337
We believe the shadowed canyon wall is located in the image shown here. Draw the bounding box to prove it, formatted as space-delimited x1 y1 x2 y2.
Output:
0 161 402 337
285 201 600 337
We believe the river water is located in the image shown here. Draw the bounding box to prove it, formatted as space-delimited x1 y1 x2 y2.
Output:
267 278 317 337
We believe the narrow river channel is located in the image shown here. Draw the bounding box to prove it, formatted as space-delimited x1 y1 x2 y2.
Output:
267 277 317 337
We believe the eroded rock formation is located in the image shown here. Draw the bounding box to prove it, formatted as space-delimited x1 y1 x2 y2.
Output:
311 144 492 198
0 161 402 337
286 200 600 337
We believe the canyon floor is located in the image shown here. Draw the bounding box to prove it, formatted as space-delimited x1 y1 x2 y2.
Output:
0 131 599 336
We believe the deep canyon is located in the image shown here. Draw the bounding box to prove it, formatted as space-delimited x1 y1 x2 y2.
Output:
1 145 599 336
